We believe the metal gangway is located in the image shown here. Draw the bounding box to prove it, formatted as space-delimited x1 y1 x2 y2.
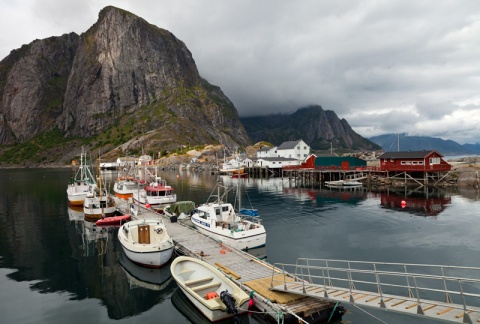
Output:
270 258 480 323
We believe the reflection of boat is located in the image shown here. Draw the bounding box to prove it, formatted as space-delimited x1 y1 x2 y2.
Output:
67 152 96 206
118 251 173 291
325 180 362 187
68 205 85 221
231 172 248 178
95 214 131 226
133 177 176 207
171 288 251 324
190 183 266 250
170 256 250 322
118 218 174 268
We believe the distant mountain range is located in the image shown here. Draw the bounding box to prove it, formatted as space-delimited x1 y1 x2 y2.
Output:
241 105 381 151
369 133 480 156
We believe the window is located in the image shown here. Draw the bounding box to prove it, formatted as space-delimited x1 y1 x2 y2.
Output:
430 157 440 165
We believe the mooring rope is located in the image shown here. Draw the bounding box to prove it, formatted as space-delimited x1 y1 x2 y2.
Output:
352 304 388 324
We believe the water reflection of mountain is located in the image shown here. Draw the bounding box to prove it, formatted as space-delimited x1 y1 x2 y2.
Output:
171 288 251 324
377 188 452 217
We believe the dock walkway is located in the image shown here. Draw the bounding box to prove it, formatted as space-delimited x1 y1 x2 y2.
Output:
115 198 341 323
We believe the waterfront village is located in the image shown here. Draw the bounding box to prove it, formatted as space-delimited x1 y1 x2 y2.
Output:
95 139 480 188
65 138 480 323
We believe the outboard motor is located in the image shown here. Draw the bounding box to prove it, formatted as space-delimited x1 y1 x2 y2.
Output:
220 290 238 316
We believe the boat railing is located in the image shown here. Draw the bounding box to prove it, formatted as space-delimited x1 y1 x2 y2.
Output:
271 258 480 313
237 213 263 225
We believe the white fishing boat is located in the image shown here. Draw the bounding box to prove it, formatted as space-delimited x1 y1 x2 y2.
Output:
219 148 245 175
190 182 266 250
133 177 176 206
83 172 116 221
113 164 143 200
170 256 250 322
118 218 174 268
67 152 96 206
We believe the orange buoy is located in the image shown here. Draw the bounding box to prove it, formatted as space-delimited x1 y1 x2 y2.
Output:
146 203 151 209
206 291 219 300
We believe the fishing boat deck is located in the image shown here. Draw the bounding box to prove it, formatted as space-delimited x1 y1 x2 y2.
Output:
114 197 341 323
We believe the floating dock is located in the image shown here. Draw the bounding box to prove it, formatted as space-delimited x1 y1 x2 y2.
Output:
115 197 343 323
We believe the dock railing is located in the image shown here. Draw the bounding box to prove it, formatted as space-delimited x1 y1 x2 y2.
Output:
271 258 480 322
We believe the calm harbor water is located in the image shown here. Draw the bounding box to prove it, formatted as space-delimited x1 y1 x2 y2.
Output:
0 167 479 323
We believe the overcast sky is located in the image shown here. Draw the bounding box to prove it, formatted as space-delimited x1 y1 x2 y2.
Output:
1 1 479 144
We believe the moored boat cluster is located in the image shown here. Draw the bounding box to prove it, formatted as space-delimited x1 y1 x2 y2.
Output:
66 154 265 322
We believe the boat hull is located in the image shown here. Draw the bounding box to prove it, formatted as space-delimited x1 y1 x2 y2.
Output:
118 219 174 268
170 256 250 322
176 285 248 322
67 184 91 206
191 219 266 250
121 246 173 268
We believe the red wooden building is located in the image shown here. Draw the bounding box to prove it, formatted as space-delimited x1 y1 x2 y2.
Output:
378 150 451 172
378 150 451 186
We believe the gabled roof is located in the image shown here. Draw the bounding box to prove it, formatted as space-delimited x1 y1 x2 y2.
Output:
257 147 274 152
277 140 302 150
255 157 299 162
378 150 444 159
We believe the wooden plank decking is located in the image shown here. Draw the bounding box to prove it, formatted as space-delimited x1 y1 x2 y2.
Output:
115 198 342 323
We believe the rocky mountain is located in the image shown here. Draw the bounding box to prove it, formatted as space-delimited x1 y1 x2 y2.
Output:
241 105 381 151
0 6 249 164
369 133 477 155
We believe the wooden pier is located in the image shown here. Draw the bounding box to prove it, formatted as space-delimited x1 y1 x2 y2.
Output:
115 197 343 323
282 168 378 187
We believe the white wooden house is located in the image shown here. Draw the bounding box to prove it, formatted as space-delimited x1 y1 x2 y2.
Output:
255 157 301 169
276 140 310 160
256 146 277 158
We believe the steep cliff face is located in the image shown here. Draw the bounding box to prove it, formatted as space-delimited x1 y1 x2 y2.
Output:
0 6 249 154
0 33 79 144
241 105 380 151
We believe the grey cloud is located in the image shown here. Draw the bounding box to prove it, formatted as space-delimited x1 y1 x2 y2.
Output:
1 0 480 144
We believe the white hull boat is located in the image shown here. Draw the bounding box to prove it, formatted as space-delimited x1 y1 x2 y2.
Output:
190 183 266 250
170 256 250 322
114 179 142 200
67 152 96 206
118 219 174 268
133 177 176 206
83 187 116 221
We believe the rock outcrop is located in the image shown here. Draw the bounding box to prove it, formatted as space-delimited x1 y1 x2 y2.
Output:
241 105 380 150
0 6 249 153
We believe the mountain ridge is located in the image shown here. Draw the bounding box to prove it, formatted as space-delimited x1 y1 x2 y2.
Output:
369 133 480 155
241 105 381 151
0 6 249 165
